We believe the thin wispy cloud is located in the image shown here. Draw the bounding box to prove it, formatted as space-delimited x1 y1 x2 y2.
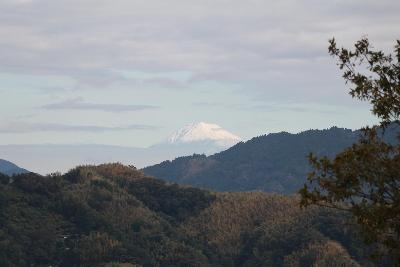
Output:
192 101 350 114
40 98 159 112
0 122 158 133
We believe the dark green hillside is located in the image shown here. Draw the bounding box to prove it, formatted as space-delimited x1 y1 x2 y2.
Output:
0 164 215 267
0 159 29 176
0 163 377 266
143 125 398 194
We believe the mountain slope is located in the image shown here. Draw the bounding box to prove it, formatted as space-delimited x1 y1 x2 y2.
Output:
0 163 375 266
0 159 29 176
143 125 399 194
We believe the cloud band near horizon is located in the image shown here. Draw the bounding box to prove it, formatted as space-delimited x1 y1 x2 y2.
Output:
0 122 158 133
40 98 159 112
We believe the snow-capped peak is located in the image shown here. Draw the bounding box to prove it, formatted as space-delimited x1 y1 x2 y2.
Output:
167 122 241 147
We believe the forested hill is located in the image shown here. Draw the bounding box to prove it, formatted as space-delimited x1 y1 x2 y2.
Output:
0 159 29 176
0 163 377 266
143 125 399 194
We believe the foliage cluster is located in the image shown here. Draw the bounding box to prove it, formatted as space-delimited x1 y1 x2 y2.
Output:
300 38 400 264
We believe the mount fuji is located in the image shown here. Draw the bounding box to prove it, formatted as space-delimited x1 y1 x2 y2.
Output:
167 122 241 147
0 122 241 174
151 122 242 155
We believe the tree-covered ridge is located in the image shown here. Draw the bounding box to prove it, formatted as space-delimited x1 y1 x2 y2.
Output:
0 163 379 266
143 127 357 194
143 125 399 194
183 192 371 266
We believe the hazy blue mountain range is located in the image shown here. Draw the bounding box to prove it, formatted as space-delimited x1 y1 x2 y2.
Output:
143 125 399 194
0 159 29 176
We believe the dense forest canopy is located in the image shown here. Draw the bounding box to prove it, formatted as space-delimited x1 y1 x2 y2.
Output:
0 163 383 266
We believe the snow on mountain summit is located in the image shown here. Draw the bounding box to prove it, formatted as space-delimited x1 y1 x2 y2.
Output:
167 122 241 147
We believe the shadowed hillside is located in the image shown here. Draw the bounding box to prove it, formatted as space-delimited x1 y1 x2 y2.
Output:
0 159 29 176
143 125 399 194
0 163 379 266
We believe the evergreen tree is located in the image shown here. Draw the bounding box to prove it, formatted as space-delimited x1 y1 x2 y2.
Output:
300 38 400 263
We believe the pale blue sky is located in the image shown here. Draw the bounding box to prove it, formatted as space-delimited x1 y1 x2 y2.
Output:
1 0 398 147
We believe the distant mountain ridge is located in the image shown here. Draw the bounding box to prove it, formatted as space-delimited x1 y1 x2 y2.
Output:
143 125 399 194
0 122 240 174
0 159 29 176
